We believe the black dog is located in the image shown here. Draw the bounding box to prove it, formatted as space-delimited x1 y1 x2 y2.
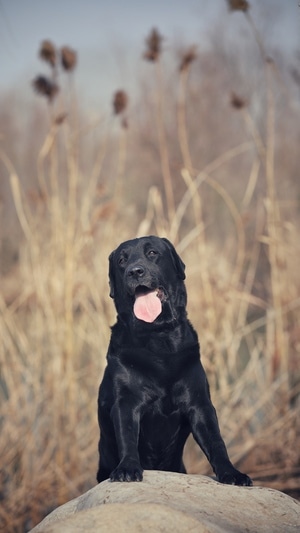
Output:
97 236 252 486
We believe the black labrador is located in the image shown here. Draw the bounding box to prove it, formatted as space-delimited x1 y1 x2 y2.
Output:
97 236 252 486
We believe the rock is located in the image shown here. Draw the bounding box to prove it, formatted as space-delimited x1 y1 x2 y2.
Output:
30 471 300 533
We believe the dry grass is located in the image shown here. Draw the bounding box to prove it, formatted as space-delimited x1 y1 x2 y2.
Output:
1 8 300 532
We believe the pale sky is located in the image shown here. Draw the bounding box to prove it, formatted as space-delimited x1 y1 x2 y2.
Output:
0 0 299 112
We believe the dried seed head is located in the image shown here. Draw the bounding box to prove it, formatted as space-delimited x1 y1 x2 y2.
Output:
179 45 197 72
230 91 247 109
113 90 128 115
32 75 59 102
54 112 68 125
61 46 77 71
121 117 129 129
39 40 57 67
227 0 250 12
144 28 163 62
265 56 274 65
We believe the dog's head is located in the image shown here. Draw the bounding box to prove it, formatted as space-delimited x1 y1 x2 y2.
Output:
108 236 187 327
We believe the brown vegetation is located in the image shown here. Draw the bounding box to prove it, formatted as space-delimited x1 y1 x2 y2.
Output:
0 5 300 532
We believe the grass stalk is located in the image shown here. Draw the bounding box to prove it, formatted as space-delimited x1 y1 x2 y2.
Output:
154 60 175 224
264 64 289 384
177 66 193 172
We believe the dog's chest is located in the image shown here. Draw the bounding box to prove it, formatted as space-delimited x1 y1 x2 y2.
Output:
117 343 190 382
140 394 182 437
141 390 182 429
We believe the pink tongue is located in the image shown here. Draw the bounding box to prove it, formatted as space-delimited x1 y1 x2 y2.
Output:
133 290 162 323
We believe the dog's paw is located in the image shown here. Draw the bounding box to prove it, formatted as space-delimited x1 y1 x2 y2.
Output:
110 462 143 482
218 469 252 486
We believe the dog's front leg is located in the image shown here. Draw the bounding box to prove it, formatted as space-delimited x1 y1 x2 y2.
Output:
109 397 143 482
189 399 252 486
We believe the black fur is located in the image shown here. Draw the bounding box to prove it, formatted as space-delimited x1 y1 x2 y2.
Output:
97 236 252 486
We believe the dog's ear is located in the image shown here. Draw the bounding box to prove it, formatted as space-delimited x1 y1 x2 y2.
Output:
108 251 116 298
161 238 186 280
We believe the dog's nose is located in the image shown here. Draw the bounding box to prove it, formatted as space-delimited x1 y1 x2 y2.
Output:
127 265 145 278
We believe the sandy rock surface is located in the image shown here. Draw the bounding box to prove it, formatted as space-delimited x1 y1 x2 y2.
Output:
30 470 300 533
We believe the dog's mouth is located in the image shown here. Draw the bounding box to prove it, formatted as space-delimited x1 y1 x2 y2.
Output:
133 286 164 323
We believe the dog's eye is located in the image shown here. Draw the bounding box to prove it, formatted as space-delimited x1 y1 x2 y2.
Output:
147 250 158 257
118 256 127 266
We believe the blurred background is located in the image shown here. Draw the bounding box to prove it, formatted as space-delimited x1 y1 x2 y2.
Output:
0 1 300 531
